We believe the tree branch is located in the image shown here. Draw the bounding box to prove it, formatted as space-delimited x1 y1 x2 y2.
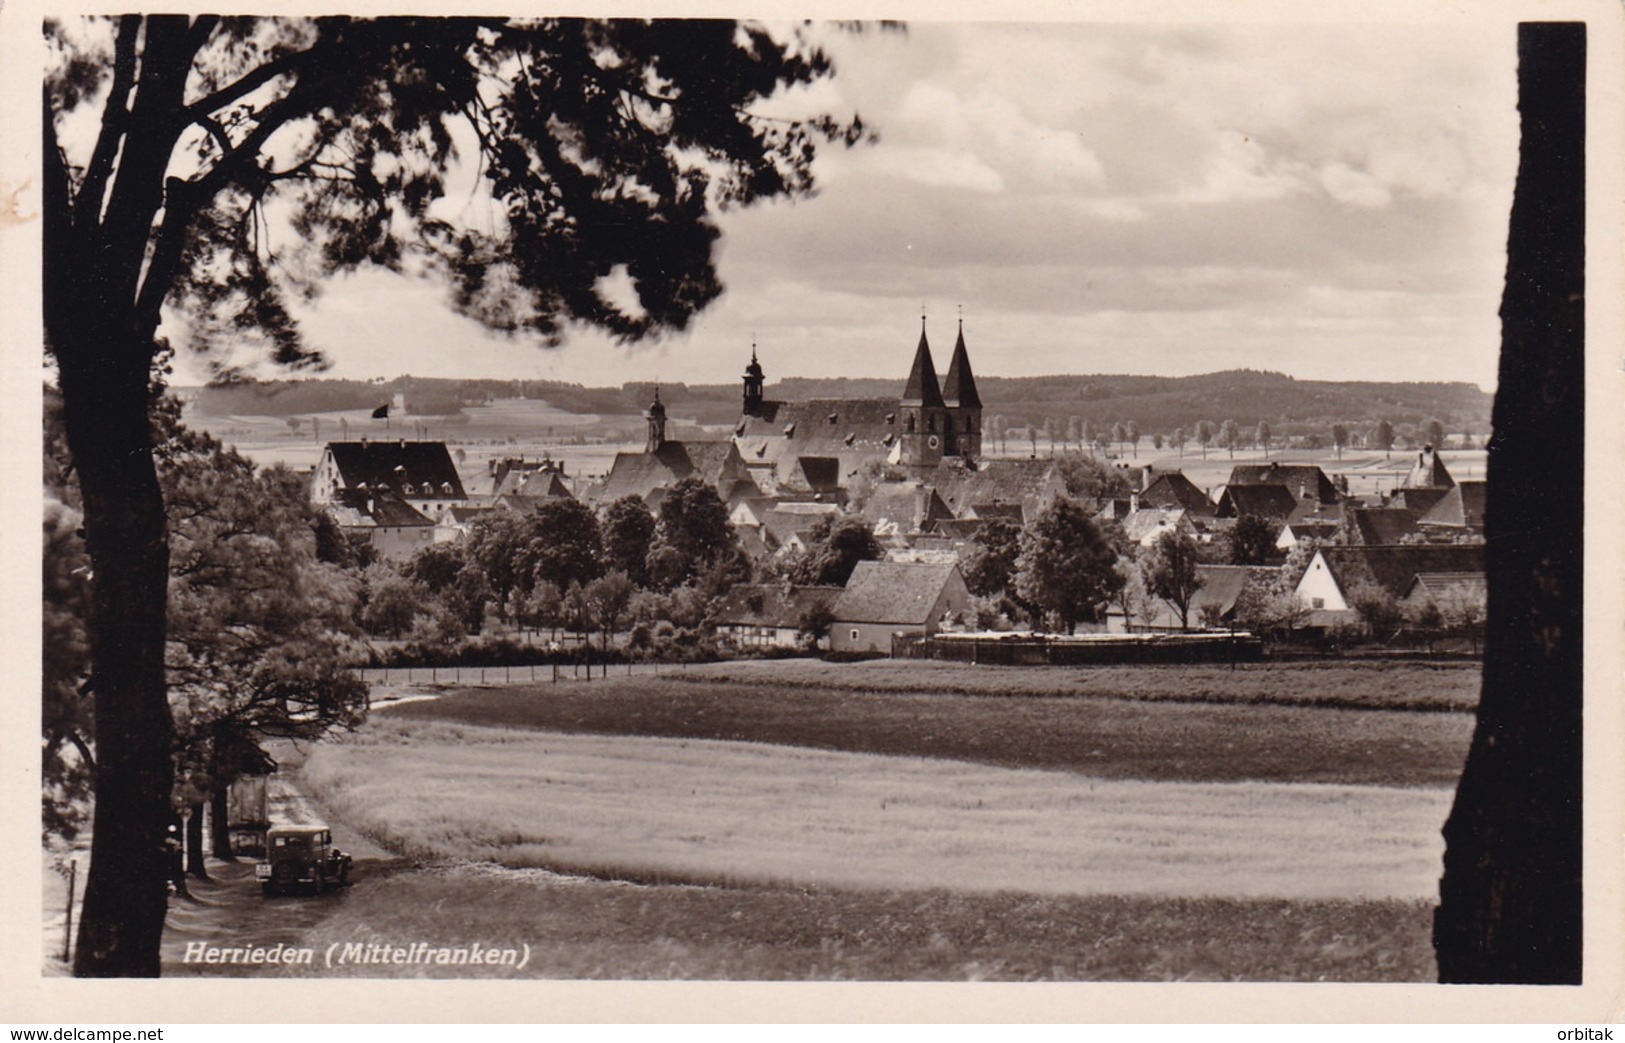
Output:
75 14 141 233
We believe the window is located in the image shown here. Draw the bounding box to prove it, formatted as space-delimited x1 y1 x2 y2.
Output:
850 629 860 641
906 415 916 434
1311 597 1325 609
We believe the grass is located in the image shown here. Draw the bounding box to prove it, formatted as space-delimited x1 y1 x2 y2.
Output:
303 720 1452 902
384 671 1476 788
258 860 1438 981
659 658 1483 713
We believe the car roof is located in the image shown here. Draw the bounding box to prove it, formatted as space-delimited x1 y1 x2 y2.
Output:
266 824 330 837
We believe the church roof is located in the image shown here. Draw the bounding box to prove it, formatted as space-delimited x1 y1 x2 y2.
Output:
942 322 981 409
1402 446 1455 490
900 322 944 408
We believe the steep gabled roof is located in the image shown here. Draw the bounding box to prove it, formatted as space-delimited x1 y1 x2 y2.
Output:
832 561 962 625
325 441 465 499
1215 483 1299 520
941 322 982 409
593 440 752 505
1388 486 1450 516
860 483 954 535
900 323 944 408
1342 507 1421 546
1420 481 1487 529
1226 462 1339 503
1285 496 1344 526
929 458 1065 522
1140 471 1216 515
1315 544 1486 599
1405 571 1488 603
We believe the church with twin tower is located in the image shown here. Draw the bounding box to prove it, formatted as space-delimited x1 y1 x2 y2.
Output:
732 315 982 492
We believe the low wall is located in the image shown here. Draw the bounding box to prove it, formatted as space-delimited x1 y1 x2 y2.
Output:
897 631 1264 666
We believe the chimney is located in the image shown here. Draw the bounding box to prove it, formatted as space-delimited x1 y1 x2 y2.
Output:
1129 492 1140 513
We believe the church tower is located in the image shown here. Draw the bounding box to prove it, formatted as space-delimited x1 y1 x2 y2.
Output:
742 344 765 417
899 316 947 470
941 317 982 460
644 386 667 453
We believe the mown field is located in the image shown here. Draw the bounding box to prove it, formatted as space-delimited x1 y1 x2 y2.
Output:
382 662 1477 787
290 659 1474 980
276 863 1438 981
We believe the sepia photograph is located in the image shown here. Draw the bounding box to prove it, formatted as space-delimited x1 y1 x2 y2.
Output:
7 0 1622 1025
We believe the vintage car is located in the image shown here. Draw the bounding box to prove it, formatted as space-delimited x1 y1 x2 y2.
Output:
255 824 352 895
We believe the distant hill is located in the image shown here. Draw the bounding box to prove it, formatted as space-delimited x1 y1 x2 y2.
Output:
178 369 1492 441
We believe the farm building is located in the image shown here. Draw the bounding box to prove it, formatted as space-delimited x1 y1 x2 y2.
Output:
828 561 971 654
1294 544 1486 623
713 584 844 650
1108 563 1276 633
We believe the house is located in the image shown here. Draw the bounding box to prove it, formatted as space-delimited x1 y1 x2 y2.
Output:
322 490 436 560
929 457 1068 524
1118 507 1195 548
1293 544 1486 623
828 561 971 653
1275 497 1344 550
433 504 496 544
858 482 954 536
489 456 573 500
1138 471 1216 517
713 584 844 650
1214 483 1299 521
1403 571 1488 615
312 440 468 520
1226 462 1341 504
1337 507 1422 546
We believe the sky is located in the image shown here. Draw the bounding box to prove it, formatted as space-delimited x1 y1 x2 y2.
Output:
172 17 1521 392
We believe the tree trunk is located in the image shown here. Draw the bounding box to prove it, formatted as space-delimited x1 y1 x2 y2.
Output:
210 783 234 860
185 803 208 878
60 341 174 977
1434 22 1584 984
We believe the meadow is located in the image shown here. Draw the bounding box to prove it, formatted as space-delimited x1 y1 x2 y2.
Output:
382 663 1478 787
287 660 1475 980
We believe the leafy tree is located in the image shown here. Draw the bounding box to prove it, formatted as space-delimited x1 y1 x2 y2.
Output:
521 499 605 593
1056 454 1130 502
1151 432 1164 451
1218 419 1239 458
650 476 742 588
1374 420 1396 458
794 516 881 587
1231 572 1309 640
405 542 466 594
1227 514 1278 566
360 569 420 638
44 500 95 845
1255 420 1272 458
1426 419 1448 449
45 14 860 976
1126 420 1141 458
960 518 1023 597
583 571 635 652
1110 554 1155 632
1331 423 1349 460
796 601 837 651
601 496 656 587
1196 420 1216 459
1013 497 1123 634
1171 426 1186 457
1143 530 1204 631
1347 580 1405 641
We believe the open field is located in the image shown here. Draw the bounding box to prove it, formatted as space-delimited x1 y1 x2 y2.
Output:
650 657 1483 713
303 720 1452 902
252 861 1438 980
383 669 1476 788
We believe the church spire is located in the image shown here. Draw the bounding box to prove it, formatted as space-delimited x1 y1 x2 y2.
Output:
901 314 944 408
942 315 981 410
